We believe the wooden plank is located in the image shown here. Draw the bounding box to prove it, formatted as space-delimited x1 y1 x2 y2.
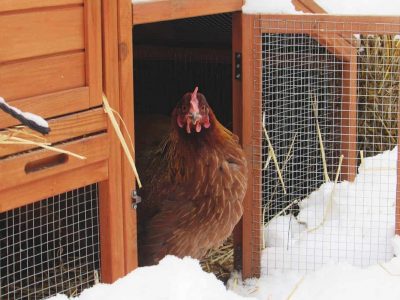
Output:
0 87 89 129
309 31 354 62
0 0 83 13
132 0 242 25
292 0 326 13
232 12 243 272
251 15 263 279
118 0 138 273
291 1 357 60
100 0 125 283
0 52 86 101
0 108 106 157
0 6 84 62
0 160 107 212
341 58 358 181
0 133 109 191
241 14 261 279
84 0 103 107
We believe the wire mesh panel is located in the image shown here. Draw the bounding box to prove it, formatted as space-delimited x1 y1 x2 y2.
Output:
0 184 101 299
254 16 400 274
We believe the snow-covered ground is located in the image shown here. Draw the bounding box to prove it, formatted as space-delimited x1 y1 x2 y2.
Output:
229 147 400 300
230 244 400 300
49 256 254 300
49 146 400 300
262 147 397 273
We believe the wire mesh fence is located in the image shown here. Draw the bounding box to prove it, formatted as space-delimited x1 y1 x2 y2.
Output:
0 184 101 300
254 17 400 274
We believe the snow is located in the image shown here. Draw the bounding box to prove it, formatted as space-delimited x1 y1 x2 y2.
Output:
48 256 254 300
261 147 397 272
132 0 155 3
315 0 400 15
48 147 400 300
393 235 400 257
0 96 49 129
242 0 300 14
230 147 400 300
231 249 400 300
242 0 400 15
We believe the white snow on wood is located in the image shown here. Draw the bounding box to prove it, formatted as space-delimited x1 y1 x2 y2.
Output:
315 0 400 15
49 256 255 300
242 0 300 14
132 0 155 3
0 96 49 129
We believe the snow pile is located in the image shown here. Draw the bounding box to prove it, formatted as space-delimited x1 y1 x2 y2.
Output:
230 147 400 299
242 0 300 14
231 237 400 300
263 147 397 272
315 0 400 15
49 256 254 300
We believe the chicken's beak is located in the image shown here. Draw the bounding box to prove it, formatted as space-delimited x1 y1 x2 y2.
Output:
189 111 201 125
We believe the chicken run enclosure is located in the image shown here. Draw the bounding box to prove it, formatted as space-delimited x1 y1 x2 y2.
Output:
242 14 400 276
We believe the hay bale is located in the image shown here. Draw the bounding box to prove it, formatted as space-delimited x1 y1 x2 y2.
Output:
357 35 400 155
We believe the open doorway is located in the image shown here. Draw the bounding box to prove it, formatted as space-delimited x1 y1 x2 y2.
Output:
133 13 235 281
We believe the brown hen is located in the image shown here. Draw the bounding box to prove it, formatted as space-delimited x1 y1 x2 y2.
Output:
137 87 248 266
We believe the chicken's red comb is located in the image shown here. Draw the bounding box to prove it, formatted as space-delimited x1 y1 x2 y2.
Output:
191 86 199 101
190 86 199 112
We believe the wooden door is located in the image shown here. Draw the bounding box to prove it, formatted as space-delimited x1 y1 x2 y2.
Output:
0 0 102 129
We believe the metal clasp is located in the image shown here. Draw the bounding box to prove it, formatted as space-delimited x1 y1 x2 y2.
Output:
131 190 142 209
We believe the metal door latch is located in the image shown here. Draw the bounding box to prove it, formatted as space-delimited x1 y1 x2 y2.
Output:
131 190 142 209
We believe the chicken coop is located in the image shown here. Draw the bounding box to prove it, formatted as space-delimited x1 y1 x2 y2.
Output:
2 0 400 298
0 1 137 299
0 0 249 298
241 13 400 277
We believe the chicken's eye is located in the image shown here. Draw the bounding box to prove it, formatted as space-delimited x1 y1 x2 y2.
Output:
181 105 188 112
201 105 206 112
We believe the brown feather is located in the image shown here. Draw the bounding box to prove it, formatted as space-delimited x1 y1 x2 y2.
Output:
137 96 248 266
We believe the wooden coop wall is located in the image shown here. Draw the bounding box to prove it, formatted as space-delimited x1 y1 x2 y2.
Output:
241 14 400 278
0 0 137 298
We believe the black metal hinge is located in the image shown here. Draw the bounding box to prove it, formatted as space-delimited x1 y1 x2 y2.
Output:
235 52 242 81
